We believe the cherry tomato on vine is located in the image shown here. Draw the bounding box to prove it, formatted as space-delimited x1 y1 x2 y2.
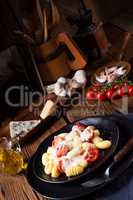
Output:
84 147 99 163
96 91 106 101
106 88 115 100
117 87 124 97
113 83 120 91
86 90 96 100
128 85 133 96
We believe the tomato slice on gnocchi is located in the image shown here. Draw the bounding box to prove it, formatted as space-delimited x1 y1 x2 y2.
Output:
42 124 112 178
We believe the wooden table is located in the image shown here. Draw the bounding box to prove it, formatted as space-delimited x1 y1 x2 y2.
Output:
0 99 116 200
0 98 132 200
0 117 67 200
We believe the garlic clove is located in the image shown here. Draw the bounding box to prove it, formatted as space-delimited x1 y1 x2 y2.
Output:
116 67 126 76
72 70 87 85
54 82 67 96
107 66 118 73
57 77 67 84
54 82 62 95
59 89 67 97
95 74 107 83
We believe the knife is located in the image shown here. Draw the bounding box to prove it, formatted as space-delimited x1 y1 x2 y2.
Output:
82 137 133 187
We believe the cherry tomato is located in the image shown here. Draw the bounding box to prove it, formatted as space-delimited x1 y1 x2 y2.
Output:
52 137 64 148
57 160 65 173
56 145 69 157
96 91 106 101
75 122 87 131
113 83 120 91
128 85 133 96
117 87 124 97
84 147 99 163
86 90 96 100
106 89 114 100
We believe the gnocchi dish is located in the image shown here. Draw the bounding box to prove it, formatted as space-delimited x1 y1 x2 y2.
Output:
42 123 112 178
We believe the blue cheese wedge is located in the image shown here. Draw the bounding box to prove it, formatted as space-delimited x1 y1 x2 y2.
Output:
9 120 40 138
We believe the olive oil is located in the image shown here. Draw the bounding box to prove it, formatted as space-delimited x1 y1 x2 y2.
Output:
0 148 25 175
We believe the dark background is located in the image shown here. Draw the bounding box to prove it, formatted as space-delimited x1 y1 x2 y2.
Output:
0 0 133 120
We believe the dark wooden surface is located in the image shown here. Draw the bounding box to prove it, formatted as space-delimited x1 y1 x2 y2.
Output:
0 95 114 200
0 116 66 200
0 97 133 200
0 3 133 198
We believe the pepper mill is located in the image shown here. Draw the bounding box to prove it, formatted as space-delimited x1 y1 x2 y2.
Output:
67 7 109 61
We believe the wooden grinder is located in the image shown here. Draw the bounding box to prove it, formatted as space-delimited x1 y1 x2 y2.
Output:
36 32 87 83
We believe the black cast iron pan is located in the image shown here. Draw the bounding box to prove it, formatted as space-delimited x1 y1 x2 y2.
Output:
31 117 119 184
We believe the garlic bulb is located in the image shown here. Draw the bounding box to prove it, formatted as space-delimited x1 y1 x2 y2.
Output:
54 77 68 97
54 71 87 97
95 73 107 83
116 66 126 76
72 70 86 85
57 77 67 84
54 82 66 97
59 89 67 97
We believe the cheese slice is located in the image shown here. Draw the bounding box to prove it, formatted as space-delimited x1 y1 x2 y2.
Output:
40 100 56 119
10 120 40 138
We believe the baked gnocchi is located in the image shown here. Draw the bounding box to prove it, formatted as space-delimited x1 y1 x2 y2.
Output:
42 123 112 178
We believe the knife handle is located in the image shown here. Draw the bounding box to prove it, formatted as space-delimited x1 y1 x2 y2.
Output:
114 137 133 162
